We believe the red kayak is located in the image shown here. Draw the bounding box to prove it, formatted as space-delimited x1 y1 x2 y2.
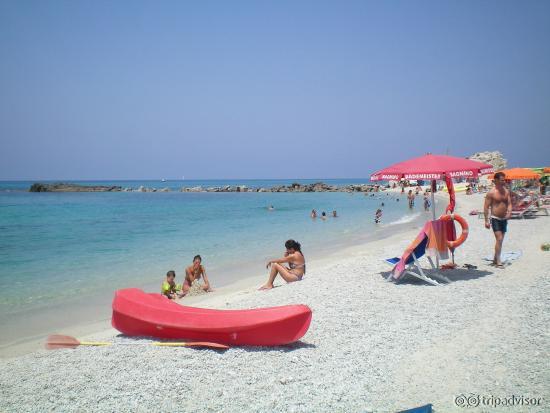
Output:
111 288 312 346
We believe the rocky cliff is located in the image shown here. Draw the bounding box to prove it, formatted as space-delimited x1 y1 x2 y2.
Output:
468 151 507 171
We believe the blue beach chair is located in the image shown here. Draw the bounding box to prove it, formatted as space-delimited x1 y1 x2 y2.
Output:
397 403 433 413
385 231 449 286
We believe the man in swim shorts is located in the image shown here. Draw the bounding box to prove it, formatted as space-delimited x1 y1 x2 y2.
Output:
483 172 512 268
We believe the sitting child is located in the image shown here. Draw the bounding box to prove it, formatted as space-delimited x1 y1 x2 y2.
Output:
161 270 182 299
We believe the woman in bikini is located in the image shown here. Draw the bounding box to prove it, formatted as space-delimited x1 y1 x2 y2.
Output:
182 255 212 295
259 239 305 290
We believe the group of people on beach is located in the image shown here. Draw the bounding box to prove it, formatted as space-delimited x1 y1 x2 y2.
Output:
161 239 307 298
161 202 338 299
168 171 524 297
160 172 520 298
161 255 212 299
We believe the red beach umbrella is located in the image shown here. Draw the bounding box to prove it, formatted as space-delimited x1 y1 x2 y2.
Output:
370 153 494 220
370 153 494 182
371 153 494 268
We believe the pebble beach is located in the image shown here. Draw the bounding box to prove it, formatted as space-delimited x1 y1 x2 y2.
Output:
1 192 549 412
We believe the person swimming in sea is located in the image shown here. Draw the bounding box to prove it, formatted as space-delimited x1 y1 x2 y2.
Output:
320 211 327 220
161 270 183 299
259 240 305 290
268 205 275 211
375 208 383 224
332 210 338 217
183 255 212 295
310 209 317 219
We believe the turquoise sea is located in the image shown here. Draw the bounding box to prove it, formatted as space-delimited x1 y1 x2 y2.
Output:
0 179 427 348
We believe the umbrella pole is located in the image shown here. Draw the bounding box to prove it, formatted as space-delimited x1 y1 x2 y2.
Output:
431 179 439 268
431 180 436 222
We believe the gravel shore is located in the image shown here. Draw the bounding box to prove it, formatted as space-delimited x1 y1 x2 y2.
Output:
1 192 548 412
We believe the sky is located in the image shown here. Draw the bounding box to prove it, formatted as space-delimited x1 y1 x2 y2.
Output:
0 0 549 180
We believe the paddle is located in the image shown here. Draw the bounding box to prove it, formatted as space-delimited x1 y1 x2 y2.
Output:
45 334 229 350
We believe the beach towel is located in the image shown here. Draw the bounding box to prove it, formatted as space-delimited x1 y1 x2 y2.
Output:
426 219 450 260
392 218 455 279
483 251 523 264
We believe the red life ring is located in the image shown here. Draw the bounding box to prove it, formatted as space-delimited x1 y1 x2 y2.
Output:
439 213 469 249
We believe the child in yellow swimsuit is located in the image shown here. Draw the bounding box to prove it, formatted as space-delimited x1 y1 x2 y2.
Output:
161 270 182 299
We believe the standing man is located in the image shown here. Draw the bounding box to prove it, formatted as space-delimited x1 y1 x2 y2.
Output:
423 193 430 212
407 190 415 208
483 172 512 268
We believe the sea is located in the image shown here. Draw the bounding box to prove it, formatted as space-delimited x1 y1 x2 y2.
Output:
0 179 429 350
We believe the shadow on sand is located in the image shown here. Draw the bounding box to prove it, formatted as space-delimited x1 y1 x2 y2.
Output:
239 340 316 353
379 267 493 285
114 334 316 352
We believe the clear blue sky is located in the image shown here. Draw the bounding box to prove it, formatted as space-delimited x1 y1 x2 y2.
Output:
1 0 549 180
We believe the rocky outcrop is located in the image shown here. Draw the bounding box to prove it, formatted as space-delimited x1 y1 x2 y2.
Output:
29 181 381 193
29 183 122 192
181 186 204 192
180 182 380 193
469 151 507 171
123 186 171 192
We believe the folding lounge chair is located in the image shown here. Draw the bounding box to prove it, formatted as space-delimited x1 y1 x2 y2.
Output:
511 200 538 219
536 204 550 216
385 233 450 286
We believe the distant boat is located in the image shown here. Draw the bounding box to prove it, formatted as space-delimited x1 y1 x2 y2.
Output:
161 179 166 182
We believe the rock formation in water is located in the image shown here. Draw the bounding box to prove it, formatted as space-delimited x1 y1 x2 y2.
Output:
29 183 122 192
29 181 382 193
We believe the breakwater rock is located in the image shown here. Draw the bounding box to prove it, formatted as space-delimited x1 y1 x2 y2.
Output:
29 183 123 192
133 186 171 192
180 182 380 193
29 181 381 193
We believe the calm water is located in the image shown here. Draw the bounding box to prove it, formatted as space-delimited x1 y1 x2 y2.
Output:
0 179 427 345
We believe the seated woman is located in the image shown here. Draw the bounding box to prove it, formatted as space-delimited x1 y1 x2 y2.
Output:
182 255 212 296
259 239 305 290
